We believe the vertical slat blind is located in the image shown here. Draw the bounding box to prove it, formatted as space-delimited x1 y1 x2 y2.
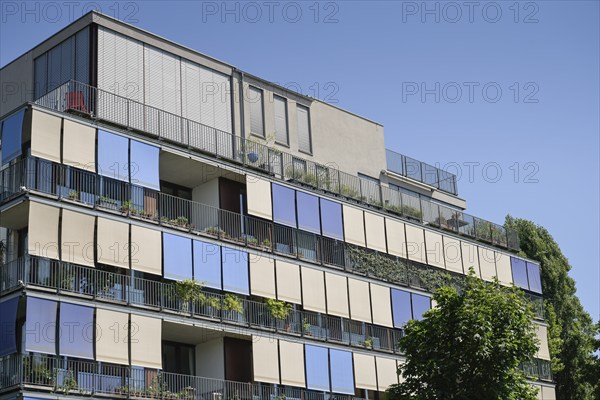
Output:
249 86 264 136
297 104 312 153
274 95 288 144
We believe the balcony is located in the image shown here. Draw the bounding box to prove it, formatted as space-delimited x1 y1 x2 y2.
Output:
386 149 458 195
30 81 519 251
0 353 365 399
0 157 542 311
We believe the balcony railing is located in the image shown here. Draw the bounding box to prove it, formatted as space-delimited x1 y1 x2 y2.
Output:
386 149 458 195
31 80 519 251
0 157 543 314
1 255 404 355
0 353 365 399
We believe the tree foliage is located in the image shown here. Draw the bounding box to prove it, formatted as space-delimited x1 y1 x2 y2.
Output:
505 216 599 400
387 271 539 400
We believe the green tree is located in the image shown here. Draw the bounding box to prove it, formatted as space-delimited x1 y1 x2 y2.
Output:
387 271 538 400
505 216 598 400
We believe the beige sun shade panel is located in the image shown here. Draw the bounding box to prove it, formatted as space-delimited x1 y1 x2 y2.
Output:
353 353 377 391
461 241 480 277
279 340 305 387
405 224 426 264
478 246 497 282
30 110 61 163
301 267 326 313
385 218 407 258
252 336 280 384
370 283 393 327
364 211 386 252
276 260 302 304
443 236 463 274
542 386 556 400
246 176 272 220
342 205 366 247
130 314 162 369
535 324 551 360
62 119 96 171
97 217 129 269
376 357 399 391
424 230 445 269
131 225 162 275
61 209 95 267
348 277 371 323
250 255 276 299
28 202 60 260
495 251 513 286
325 272 349 318
96 309 129 365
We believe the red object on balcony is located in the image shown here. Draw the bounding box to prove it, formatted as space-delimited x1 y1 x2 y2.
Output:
65 91 88 113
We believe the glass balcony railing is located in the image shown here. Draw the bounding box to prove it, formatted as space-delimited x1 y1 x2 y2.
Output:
0 157 541 307
30 80 519 251
386 149 458 195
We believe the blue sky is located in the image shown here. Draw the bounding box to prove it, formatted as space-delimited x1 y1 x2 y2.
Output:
1 1 598 320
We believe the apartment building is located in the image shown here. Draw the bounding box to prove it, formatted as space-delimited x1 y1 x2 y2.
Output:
0 11 555 400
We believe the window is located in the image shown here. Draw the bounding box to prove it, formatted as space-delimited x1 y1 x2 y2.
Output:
296 192 321 234
0 109 25 165
391 289 412 328
163 233 193 281
249 86 264 136
274 95 289 145
305 345 330 391
329 349 355 395
222 247 249 295
193 240 222 289
511 257 529 289
297 104 312 153
411 293 431 320
162 341 195 375
130 140 160 190
320 198 344 240
272 184 297 227
59 303 94 359
527 262 542 294
98 130 129 182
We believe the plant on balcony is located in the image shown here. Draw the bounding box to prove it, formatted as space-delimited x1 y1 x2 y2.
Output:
262 238 272 249
23 357 55 386
339 184 360 199
97 196 118 209
58 369 78 394
121 200 133 214
361 336 374 349
265 298 293 320
246 236 259 246
302 318 312 335
223 293 244 313
401 205 423 220
67 190 79 200
174 216 189 227
175 279 206 307
204 226 226 237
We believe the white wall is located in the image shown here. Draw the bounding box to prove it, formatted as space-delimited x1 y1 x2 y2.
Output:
195 338 225 380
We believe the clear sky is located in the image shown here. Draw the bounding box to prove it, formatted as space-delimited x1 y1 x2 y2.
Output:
1 1 598 320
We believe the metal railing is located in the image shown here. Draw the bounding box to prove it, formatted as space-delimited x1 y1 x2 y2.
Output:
386 149 458 195
30 80 519 251
520 359 553 382
0 255 403 355
0 353 366 399
0 157 542 311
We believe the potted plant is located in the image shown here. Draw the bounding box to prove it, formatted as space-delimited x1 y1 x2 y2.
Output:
97 196 118 210
174 216 189 228
261 238 272 250
223 293 243 314
362 337 374 349
67 190 79 201
264 298 292 320
174 279 206 313
302 318 312 336
121 200 133 215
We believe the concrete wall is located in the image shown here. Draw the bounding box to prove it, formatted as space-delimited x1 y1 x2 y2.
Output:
196 338 225 380
192 178 220 208
242 76 386 179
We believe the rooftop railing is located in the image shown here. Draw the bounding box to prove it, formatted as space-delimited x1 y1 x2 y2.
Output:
0 157 542 312
386 149 458 195
31 80 519 251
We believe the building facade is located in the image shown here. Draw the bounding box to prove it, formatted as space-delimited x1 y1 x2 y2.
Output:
0 11 555 400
